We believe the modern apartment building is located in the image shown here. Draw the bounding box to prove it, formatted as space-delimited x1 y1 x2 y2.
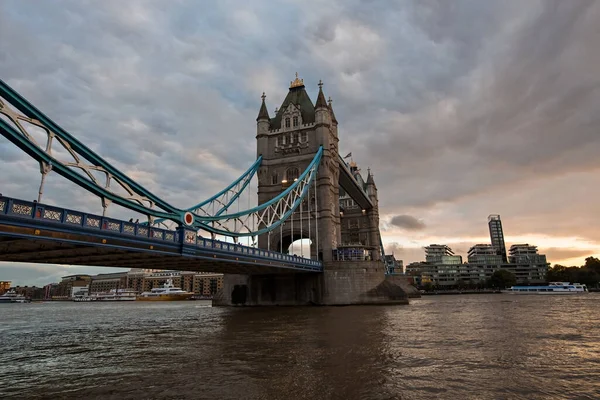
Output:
424 244 456 264
508 244 547 264
467 244 504 265
406 214 550 287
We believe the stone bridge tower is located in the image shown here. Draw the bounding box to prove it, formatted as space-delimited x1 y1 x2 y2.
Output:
214 74 419 306
256 74 341 261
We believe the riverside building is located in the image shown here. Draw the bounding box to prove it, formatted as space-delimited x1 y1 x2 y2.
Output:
0 281 10 295
128 270 224 297
406 215 549 288
425 244 456 264
89 272 128 294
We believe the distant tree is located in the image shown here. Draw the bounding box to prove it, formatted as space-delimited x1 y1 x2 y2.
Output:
547 263 600 287
584 257 600 274
576 268 600 287
548 264 581 283
547 264 568 282
423 282 433 292
489 269 517 289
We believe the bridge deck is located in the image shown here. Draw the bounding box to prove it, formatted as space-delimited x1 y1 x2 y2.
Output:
338 154 373 210
0 196 322 274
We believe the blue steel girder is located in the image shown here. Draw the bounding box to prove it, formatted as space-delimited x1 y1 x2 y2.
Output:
183 146 323 238
0 78 321 239
0 79 184 222
0 195 323 273
149 155 262 228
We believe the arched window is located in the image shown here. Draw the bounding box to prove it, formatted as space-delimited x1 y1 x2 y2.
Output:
293 116 298 127
285 118 290 128
287 167 299 182
272 173 279 185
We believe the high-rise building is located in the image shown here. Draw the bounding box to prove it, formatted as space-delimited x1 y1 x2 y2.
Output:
488 214 507 262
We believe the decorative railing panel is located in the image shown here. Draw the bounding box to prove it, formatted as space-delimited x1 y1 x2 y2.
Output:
0 195 322 271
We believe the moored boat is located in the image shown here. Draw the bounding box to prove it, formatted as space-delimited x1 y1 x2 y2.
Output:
137 279 193 301
503 282 588 295
0 289 31 303
74 288 137 302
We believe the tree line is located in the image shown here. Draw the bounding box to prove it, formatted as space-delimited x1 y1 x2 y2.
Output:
547 256 600 287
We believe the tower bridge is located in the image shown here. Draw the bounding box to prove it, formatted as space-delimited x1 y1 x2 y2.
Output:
0 75 418 305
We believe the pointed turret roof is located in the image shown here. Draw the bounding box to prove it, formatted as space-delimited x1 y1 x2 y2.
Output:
315 80 328 109
366 168 375 185
270 73 315 129
256 92 270 121
328 96 337 123
367 168 375 185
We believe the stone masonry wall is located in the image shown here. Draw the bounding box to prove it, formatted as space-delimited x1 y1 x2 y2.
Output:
214 261 420 306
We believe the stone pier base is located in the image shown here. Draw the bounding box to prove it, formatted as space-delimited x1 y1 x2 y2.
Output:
213 261 420 306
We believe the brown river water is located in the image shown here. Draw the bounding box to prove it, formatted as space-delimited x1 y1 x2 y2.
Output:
1 294 599 399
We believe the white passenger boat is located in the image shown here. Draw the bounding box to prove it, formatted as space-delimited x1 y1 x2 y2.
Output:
0 289 31 303
503 282 588 295
74 288 137 302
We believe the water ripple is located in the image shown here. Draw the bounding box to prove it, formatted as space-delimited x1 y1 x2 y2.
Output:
1 295 599 399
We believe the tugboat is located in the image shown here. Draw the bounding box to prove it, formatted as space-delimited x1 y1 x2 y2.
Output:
0 289 31 303
137 278 193 301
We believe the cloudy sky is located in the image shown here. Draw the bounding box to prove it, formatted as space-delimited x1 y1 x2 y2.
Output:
1 0 599 285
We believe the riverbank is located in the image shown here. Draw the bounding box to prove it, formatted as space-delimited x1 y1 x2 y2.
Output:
420 290 502 296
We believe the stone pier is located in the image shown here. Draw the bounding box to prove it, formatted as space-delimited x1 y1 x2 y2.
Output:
213 261 419 306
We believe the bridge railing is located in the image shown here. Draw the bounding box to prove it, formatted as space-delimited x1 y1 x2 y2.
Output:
180 228 322 270
0 195 322 270
0 196 178 242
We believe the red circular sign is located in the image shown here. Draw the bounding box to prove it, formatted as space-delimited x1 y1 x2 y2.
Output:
184 212 194 226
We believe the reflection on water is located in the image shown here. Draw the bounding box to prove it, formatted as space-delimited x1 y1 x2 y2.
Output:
1 295 599 399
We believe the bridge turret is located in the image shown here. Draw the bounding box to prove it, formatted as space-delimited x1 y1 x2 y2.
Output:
365 168 381 260
256 92 270 157
366 169 377 198
328 96 338 138
314 80 331 126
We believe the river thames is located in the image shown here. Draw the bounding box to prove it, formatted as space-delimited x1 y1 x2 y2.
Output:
1 294 599 399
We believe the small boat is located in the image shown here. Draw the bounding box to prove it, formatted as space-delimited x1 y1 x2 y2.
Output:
0 289 32 303
137 279 193 301
74 288 137 302
503 282 588 295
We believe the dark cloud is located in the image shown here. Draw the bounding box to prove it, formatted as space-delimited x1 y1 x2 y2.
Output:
389 215 426 231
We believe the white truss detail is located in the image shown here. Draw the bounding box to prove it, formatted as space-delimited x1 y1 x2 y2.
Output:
191 172 254 218
195 160 318 237
0 97 156 211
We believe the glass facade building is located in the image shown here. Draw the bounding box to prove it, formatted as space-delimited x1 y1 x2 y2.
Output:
488 214 507 262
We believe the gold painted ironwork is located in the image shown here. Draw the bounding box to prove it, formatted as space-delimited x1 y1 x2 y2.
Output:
289 72 304 88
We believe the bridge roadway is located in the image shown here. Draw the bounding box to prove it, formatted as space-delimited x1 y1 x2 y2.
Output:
0 196 322 274
337 154 372 210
